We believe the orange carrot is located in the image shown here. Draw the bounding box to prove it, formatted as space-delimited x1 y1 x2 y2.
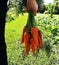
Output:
30 27 39 53
38 30 43 48
31 27 39 48
30 38 37 54
24 32 30 55
21 26 27 43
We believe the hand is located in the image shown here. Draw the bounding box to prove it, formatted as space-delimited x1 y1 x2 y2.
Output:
26 0 38 15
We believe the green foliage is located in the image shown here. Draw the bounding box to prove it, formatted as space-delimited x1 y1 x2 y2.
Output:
16 0 25 16
47 4 53 18
44 41 51 57
6 14 15 23
52 0 59 14
7 0 16 8
5 13 59 65
36 14 59 45
6 11 16 22
44 0 59 14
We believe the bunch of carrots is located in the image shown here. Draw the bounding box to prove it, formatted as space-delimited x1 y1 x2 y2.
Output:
21 25 43 55
20 0 43 55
